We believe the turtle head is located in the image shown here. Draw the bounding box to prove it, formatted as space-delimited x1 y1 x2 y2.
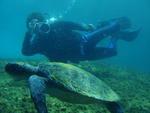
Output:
5 62 38 79
5 63 26 75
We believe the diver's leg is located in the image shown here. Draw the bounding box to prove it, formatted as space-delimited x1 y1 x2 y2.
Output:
96 17 131 30
83 21 120 48
85 47 117 60
84 37 118 60
28 75 48 113
105 102 124 113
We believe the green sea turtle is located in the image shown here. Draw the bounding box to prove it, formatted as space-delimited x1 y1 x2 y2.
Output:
5 62 124 113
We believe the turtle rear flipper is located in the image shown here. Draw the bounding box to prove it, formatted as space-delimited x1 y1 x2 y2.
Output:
106 102 124 113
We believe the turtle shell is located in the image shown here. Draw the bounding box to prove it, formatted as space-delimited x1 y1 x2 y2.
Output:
38 62 120 102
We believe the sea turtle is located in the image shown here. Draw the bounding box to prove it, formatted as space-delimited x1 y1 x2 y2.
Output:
5 62 124 113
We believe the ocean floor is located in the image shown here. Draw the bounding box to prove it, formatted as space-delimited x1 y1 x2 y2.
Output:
0 59 149 113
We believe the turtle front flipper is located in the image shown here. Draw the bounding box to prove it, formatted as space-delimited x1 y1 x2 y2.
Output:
28 75 48 113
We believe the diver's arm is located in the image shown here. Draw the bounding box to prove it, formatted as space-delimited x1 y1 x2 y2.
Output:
58 21 95 31
22 31 39 56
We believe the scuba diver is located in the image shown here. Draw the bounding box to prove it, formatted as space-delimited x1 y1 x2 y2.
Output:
22 12 140 63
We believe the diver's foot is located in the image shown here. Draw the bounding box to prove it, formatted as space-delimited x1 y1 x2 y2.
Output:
118 28 141 42
97 17 131 30
95 17 132 38
115 17 131 30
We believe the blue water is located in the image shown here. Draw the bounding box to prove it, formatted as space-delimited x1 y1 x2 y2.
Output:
0 0 150 72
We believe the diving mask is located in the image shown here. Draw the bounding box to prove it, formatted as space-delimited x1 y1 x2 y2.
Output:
35 17 58 34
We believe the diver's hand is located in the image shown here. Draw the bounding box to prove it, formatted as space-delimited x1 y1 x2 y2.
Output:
82 23 96 31
25 30 38 43
25 31 33 39
87 24 96 31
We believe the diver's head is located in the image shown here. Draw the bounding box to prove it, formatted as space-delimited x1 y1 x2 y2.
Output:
26 12 46 30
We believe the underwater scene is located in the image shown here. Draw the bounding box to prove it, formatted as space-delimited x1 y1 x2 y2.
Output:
0 0 150 113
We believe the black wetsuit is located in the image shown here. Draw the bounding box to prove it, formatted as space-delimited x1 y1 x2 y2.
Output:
22 20 120 62
22 19 139 63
